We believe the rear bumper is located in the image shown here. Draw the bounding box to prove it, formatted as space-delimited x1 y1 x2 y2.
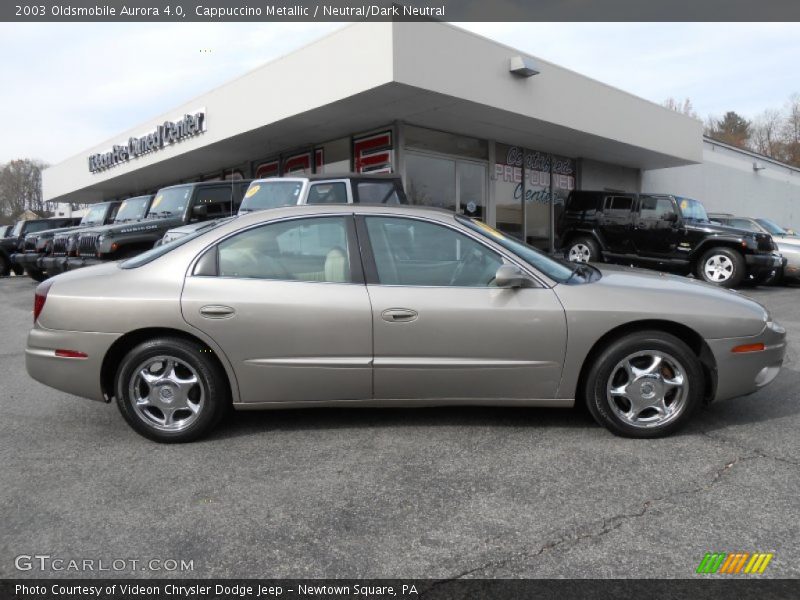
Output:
25 326 121 402
707 321 787 402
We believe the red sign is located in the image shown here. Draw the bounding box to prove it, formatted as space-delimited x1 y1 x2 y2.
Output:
353 131 393 173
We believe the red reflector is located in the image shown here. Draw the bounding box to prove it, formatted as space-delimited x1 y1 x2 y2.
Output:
732 343 766 353
55 349 88 359
33 279 54 324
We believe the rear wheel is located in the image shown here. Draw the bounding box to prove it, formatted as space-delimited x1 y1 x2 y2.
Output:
565 236 601 263
115 337 229 443
695 247 745 288
584 330 703 438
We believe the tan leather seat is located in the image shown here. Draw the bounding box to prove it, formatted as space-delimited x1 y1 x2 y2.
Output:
324 247 347 282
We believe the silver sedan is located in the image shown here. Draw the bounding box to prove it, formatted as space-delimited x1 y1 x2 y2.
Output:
26 205 786 442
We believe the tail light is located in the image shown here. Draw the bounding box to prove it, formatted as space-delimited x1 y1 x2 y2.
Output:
33 279 54 324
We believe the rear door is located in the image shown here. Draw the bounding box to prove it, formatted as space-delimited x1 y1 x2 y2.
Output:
599 194 635 254
632 195 682 257
358 214 567 401
181 214 373 404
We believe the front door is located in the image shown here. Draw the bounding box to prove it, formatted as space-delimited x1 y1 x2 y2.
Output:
181 215 373 404
359 215 567 401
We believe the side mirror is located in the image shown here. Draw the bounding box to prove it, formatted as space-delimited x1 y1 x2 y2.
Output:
495 264 533 289
191 204 208 220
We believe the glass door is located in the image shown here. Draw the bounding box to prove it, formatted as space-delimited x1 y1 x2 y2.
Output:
405 151 487 220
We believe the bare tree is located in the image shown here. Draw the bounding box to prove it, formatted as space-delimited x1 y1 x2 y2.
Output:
783 93 800 166
662 97 699 119
0 159 49 218
751 108 785 158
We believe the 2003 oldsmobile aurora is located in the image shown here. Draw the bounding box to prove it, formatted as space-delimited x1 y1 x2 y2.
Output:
26 205 786 442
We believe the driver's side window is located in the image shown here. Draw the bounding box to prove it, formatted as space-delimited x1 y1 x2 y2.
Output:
365 217 503 287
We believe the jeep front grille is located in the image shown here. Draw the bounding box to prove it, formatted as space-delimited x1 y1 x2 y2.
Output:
78 234 99 257
52 237 68 256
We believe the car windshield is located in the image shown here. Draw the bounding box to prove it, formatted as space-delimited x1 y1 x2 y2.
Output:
755 218 788 235
147 187 192 218
80 204 108 225
10 222 24 237
457 216 579 284
114 196 151 223
121 219 225 269
239 181 303 213
677 198 709 222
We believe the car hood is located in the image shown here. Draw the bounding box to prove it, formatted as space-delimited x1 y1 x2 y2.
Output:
26 223 101 239
774 235 800 248
685 221 760 238
554 263 769 339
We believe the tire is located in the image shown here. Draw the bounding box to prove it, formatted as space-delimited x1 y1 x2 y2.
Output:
584 330 703 438
115 337 229 443
0 253 9 277
26 267 48 282
564 236 601 263
695 247 745 288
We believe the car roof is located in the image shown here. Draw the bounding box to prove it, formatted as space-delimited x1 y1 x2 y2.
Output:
157 180 253 192
250 173 400 185
232 203 453 225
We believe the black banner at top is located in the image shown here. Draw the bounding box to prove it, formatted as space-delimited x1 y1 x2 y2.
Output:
3 0 800 22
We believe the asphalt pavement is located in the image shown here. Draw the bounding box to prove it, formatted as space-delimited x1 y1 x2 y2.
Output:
1 276 798 579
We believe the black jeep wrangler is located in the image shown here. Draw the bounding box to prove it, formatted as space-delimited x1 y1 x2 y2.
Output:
0 217 81 277
66 180 251 271
557 191 783 288
12 200 121 281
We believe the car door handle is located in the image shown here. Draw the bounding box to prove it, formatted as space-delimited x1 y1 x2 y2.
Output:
381 308 418 323
199 305 235 319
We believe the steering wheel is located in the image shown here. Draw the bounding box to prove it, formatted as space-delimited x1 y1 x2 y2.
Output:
449 249 484 286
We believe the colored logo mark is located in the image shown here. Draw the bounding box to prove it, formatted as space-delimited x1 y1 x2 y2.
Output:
696 552 774 574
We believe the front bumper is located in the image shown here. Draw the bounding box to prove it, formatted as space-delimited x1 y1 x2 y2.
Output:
26 326 121 402
10 252 40 268
745 252 784 275
65 256 103 271
707 321 787 402
41 256 68 275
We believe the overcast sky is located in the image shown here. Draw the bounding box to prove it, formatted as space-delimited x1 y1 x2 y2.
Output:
0 22 798 165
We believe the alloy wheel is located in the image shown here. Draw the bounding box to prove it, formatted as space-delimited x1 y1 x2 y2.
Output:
703 254 734 282
128 355 204 432
606 350 689 428
568 244 591 263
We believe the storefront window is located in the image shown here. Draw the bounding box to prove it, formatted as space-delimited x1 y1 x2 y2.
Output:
493 143 524 240
524 150 551 249
493 144 575 249
405 125 488 160
406 152 456 212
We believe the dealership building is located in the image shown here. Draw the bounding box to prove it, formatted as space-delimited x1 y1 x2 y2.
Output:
42 21 800 250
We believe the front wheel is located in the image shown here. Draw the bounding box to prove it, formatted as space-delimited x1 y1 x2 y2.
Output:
584 331 703 438
115 337 229 443
695 247 745 288
0 253 9 277
564 236 601 263
26 267 48 282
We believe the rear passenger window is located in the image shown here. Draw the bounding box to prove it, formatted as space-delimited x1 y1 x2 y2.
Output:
605 196 633 212
566 192 599 216
356 181 402 204
217 217 351 283
195 186 237 217
307 183 348 204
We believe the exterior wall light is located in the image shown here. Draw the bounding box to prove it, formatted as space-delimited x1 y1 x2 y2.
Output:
753 161 766 171
509 56 540 77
